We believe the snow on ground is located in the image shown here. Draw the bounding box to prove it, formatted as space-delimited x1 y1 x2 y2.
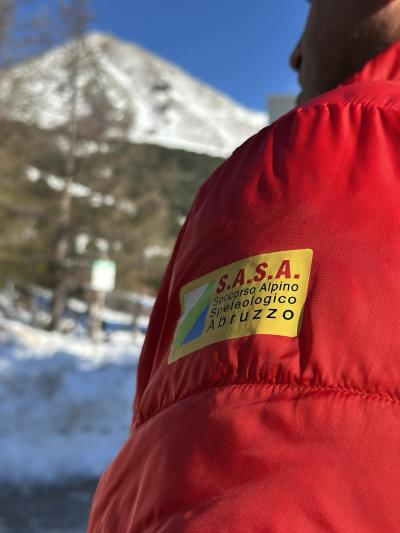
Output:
0 316 143 485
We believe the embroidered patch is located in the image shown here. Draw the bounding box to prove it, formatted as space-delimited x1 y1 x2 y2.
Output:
168 249 313 364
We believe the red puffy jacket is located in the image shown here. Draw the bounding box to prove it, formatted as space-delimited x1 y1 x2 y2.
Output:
88 42 400 532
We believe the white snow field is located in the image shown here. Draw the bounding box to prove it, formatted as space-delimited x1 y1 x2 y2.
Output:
0 316 143 485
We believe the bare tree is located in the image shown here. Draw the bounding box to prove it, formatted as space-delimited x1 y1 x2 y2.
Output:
50 0 92 330
0 0 139 328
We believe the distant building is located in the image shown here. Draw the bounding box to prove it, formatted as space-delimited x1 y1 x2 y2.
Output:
268 95 297 123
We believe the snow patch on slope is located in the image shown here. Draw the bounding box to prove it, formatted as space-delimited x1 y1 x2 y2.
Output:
26 166 136 214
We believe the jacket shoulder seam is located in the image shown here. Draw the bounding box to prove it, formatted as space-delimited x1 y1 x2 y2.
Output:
294 98 400 116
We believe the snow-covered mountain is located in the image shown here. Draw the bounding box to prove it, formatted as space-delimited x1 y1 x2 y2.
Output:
1 32 267 157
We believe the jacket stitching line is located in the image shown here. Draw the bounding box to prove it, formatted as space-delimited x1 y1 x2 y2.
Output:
134 380 400 430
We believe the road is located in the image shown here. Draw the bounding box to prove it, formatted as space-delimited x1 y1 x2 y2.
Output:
0 480 98 533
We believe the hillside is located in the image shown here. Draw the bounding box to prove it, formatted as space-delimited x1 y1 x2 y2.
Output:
0 119 223 294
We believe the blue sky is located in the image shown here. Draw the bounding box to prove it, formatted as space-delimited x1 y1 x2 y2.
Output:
90 0 309 112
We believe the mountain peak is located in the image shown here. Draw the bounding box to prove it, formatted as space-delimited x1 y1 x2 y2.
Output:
2 33 268 157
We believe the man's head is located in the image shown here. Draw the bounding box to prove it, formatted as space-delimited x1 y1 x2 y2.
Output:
290 0 400 103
